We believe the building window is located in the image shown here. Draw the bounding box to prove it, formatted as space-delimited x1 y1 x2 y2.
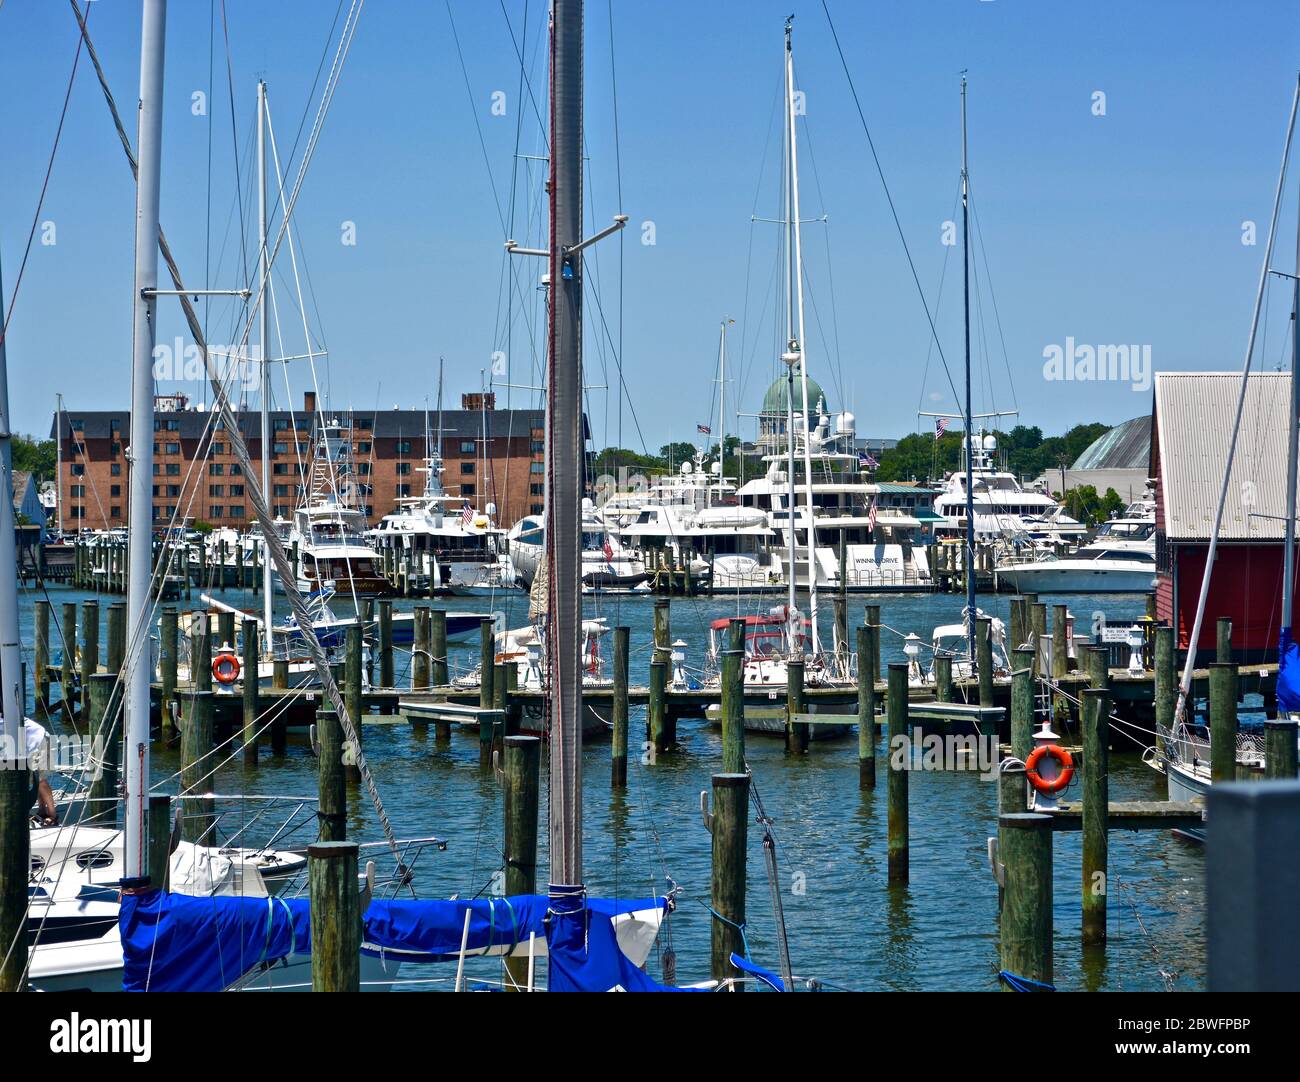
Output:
71 418 84 431
110 485 121 498
356 463 371 476
529 461 544 474
209 485 224 497
209 463 224 476
71 506 85 519
461 484 476 497
460 462 475 475
166 443 179 455
273 418 290 431
531 440 544 455
396 462 411 476
530 503 543 515
273 443 288 456
230 463 242 475
230 484 244 496
71 464 85 476
356 418 372 430
166 463 180 476
530 484 544 495
70 485 85 497
166 485 180 498
274 504 288 517
230 505 244 520
273 463 290 475
110 463 121 476
212 442 226 455
110 505 121 518
111 443 122 456
396 439 412 455
396 484 411 497
110 419 121 433
357 441 371 455
460 440 475 454
210 506 225 518
274 485 289 497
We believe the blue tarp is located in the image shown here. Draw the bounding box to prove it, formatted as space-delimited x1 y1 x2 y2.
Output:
545 885 687 992
119 891 311 993
120 890 671 991
1279 627 1300 714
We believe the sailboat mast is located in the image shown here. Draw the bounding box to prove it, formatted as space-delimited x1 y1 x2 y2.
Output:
961 75 977 660
55 393 64 534
1284 183 1300 638
548 0 585 889
0 259 23 749
786 19 819 655
123 0 167 881
258 78 273 639
714 320 728 509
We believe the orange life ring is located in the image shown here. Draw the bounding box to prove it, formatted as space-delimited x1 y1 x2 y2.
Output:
1025 744 1074 794
212 652 241 685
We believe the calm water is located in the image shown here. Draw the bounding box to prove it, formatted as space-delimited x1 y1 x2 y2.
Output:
20 580 1204 991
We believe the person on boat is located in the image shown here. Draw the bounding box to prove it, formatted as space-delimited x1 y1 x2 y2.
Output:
24 717 58 826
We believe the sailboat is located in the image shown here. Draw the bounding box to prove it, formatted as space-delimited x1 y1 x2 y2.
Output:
1150 77 1300 833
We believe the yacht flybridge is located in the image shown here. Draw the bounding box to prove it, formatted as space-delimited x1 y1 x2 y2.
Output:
932 430 1085 544
286 417 388 598
368 452 515 595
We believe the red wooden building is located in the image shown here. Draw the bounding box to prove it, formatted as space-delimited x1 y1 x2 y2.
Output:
1152 371 1298 663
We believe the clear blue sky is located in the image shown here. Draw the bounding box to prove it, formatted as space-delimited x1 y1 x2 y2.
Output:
3 0 1299 453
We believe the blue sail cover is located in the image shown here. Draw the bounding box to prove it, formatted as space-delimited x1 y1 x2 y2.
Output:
545 886 686 992
1278 627 1300 713
119 890 311 992
120 890 671 991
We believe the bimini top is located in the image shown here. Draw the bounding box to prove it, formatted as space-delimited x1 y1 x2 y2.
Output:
709 613 810 631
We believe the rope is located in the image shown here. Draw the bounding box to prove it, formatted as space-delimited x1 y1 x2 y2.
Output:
998 970 1055 992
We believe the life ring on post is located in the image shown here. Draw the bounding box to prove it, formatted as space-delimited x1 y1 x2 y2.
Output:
1025 744 1074 794
212 652 241 685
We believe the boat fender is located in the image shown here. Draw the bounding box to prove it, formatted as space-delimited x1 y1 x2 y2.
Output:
212 652 241 685
1025 744 1073 794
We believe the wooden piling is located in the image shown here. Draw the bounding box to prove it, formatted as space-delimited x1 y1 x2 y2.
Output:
1209 662 1238 784
106 601 126 677
241 619 259 765
0 768 30 992
998 813 1053 990
316 708 346 842
1051 604 1069 719
180 690 215 844
345 625 364 778
309 841 361 993
1009 596 1026 654
479 619 495 770
998 756 1027 818
60 601 76 725
160 607 179 742
191 613 212 694
934 654 953 703
721 644 745 775
34 599 50 712
1216 617 1233 664
857 624 876 788
612 626 629 787
648 659 668 755
430 609 449 688
976 615 994 707
80 599 99 717
786 657 808 755
503 735 540 991
378 599 394 690
653 598 670 663
865 604 882 677
1030 603 1047 676
1154 625 1175 756
1265 719 1298 779
1081 687 1111 946
708 772 750 989
86 673 119 824
887 662 909 883
147 794 171 892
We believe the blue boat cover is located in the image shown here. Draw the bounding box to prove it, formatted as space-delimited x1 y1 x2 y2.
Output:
1279 627 1300 714
119 890 311 992
728 951 785 991
120 889 672 992
545 885 688 992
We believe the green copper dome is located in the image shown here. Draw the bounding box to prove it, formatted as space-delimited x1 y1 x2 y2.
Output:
760 366 826 415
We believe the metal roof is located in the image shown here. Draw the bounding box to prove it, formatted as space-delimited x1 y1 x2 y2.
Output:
1071 414 1152 470
1154 372 1292 542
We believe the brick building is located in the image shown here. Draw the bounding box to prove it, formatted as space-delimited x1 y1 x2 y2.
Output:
51 392 556 533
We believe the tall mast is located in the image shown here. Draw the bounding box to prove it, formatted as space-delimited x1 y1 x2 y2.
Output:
713 319 728 509
123 0 167 881
0 259 22 751
781 28 798 645
55 393 64 534
548 0 585 889
1284 170 1300 650
961 75 977 660
258 78 273 638
785 18 819 655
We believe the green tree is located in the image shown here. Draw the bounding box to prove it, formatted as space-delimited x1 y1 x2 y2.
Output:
11 434 56 481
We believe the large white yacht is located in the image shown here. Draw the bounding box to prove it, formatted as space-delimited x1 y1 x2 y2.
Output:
286 417 388 597
507 500 648 591
933 430 1086 543
736 388 933 592
996 492 1156 593
368 453 515 595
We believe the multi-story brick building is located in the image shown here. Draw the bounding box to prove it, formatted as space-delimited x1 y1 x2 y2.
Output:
50 392 555 533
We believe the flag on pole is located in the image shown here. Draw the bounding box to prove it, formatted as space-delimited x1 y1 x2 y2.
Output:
867 499 878 533
697 423 711 435
935 417 949 438
461 502 474 525
858 451 879 470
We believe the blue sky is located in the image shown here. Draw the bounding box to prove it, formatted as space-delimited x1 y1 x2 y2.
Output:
2 0 1299 452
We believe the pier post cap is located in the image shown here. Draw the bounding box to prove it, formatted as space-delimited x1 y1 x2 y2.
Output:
504 734 541 748
997 812 1053 830
1264 718 1299 731
711 772 751 788
308 840 360 860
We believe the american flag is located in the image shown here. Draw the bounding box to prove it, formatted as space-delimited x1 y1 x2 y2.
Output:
697 423 711 435
935 417 949 438
858 451 879 470
602 538 614 560
461 502 474 525
867 499 878 532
